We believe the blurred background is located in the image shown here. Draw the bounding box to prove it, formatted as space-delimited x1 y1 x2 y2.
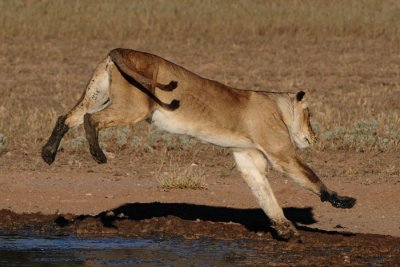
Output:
0 0 399 179
2 0 400 42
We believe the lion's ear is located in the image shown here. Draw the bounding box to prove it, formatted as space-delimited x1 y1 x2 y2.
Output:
296 91 305 102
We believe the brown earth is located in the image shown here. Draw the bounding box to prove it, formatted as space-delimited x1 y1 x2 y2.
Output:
0 146 399 264
1 4 400 263
0 205 400 266
0 149 399 237
1 156 400 267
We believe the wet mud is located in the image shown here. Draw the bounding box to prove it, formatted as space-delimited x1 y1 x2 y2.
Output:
1 203 399 265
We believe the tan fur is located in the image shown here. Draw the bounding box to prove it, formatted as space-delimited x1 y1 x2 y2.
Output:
42 48 355 240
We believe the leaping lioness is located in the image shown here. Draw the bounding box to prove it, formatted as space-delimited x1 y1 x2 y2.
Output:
42 48 356 240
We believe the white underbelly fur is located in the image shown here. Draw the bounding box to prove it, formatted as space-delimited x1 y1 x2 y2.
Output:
151 110 252 148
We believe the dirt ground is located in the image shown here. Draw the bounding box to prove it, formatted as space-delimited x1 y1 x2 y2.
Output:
0 149 399 237
0 150 400 265
1 7 400 263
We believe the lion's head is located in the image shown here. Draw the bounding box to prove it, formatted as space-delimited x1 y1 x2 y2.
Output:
289 91 316 148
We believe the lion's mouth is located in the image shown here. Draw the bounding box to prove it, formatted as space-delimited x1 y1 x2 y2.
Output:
304 137 313 145
305 132 318 144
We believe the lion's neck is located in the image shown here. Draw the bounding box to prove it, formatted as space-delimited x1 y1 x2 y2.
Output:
274 95 294 129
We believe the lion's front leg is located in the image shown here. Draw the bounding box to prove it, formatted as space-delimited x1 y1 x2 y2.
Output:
320 190 356 209
271 219 299 240
233 149 299 240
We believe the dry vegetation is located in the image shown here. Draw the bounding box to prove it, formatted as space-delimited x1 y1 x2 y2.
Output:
2 0 400 41
0 1 399 183
156 152 207 190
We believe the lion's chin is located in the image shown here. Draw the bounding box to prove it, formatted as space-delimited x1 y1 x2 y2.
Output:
293 136 312 149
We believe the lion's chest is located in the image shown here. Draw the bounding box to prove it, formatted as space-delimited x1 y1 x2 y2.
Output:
151 110 194 136
150 110 252 148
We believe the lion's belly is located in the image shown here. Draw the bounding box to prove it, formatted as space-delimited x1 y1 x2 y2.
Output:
151 110 252 148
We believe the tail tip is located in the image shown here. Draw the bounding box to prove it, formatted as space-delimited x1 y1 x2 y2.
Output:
169 99 180 110
164 81 178 91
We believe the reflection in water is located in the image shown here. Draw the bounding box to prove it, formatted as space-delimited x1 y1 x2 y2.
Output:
0 234 260 266
0 234 389 266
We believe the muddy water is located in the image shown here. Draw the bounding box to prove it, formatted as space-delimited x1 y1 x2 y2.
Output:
1 234 280 266
1 209 399 266
0 233 396 266
3 234 240 266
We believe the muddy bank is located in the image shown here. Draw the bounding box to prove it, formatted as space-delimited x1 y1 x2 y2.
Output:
1 204 399 265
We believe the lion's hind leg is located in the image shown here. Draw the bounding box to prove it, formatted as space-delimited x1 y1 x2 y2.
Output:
233 149 299 240
41 114 70 164
83 113 107 164
83 103 150 164
82 64 153 164
41 58 112 165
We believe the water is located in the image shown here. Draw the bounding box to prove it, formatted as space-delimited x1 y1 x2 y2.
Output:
0 233 392 266
0 234 260 266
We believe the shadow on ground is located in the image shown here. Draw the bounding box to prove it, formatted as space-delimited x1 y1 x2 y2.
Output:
1 205 399 265
83 202 352 237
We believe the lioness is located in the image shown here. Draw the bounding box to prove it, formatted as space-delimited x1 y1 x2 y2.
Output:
42 48 356 240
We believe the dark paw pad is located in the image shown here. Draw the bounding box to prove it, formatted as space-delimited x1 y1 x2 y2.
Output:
94 153 107 164
321 191 356 209
90 148 107 164
271 220 299 241
41 145 56 165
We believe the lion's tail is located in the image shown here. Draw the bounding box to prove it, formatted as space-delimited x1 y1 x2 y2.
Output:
109 48 179 111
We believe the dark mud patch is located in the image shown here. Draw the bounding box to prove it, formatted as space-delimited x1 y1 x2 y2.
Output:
1 203 399 265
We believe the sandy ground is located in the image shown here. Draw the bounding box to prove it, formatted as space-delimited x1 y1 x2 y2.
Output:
0 149 399 238
1 3 400 265
0 30 399 244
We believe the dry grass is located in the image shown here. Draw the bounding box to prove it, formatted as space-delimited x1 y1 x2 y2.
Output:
0 132 6 153
0 0 399 158
1 0 400 41
313 85 400 151
156 152 207 190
